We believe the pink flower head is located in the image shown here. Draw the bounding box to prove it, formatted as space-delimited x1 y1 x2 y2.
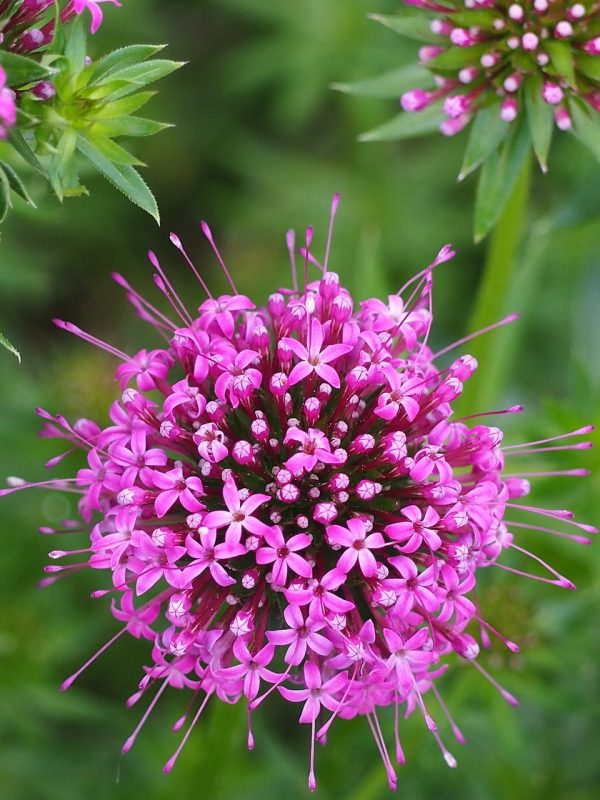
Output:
9 200 592 790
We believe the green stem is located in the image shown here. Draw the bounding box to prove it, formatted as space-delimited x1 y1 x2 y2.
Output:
457 154 532 414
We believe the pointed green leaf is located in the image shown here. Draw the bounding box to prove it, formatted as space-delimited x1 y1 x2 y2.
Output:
331 63 433 99
0 166 11 224
91 91 157 118
7 130 45 175
428 44 488 71
0 331 21 362
474 120 531 242
569 101 600 163
575 53 600 81
0 160 36 206
49 127 78 199
448 10 496 27
93 60 184 90
64 16 87 75
91 116 172 138
83 134 145 166
0 50 52 86
525 74 554 172
545 40 576 87
359 103 445 142
76 135 159 222
368 13 442 43
88 44 167 84
459 102 508 180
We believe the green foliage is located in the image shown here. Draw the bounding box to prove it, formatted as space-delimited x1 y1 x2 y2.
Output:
0 20 181 222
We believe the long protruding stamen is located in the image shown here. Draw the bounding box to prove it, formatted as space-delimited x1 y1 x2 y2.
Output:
169 233 214 299
148 251 193 325
393 694 405 765
503 425 595 450
432 314 519 359
506 519 595 545
431 683 466 745
397 243 455 296
508 542 575 588
454 404 524 422
163 690 213 773
286 229 299 292
303 226 313 292
112 272 178 330
474 616 519 653
470 660 519 706
122 678 170 753
367 710 398 790
503 469 589 478
323 192 340 274
308 717 317 792
200 221 238 293
61 627 128 690
0 477 81 497
53 319 130 361
503 443 593 456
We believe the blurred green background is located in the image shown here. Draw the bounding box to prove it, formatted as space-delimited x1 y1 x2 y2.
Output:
0 1 599 799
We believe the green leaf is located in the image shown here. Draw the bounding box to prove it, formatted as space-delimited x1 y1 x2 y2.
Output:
0 331 21 362
368 13 442 43
459 103 509 180
90 91 157 118
0 166 10 224
448 10 496 27
359 103 445 142
88 44 167 84
90 116 172 138
64 16 87 75
331 63 433 99
93 60 184 92
49 127 78 199
0 160 36 206
7 130 45 175
569 101 600 163
0 50 52 86
474 120 531 242
545 40 576 87
525 74 554 172
82 134 145 166
428 44 488 71
76 135 160 222
575 53 600 81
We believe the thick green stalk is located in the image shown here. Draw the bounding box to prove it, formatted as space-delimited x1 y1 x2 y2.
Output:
457 155 532 414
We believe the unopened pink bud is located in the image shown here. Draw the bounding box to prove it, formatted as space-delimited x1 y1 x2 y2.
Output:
542 81 564 105
554 107 572 130
501 97 518 122
401 88 431 112
522 32 539 51
555 21 574 39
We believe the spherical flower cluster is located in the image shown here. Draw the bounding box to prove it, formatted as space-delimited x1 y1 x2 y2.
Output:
400 0 600 145
3 201 593 790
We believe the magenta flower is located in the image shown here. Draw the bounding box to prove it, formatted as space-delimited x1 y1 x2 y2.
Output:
71 0 121 34
3 199 593 790
0 67 16 139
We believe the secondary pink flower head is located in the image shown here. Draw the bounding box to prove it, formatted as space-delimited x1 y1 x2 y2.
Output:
389 0 600 168
4 198 593 790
